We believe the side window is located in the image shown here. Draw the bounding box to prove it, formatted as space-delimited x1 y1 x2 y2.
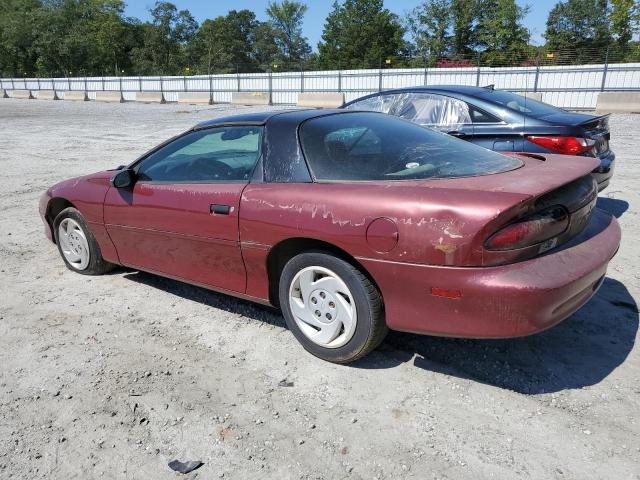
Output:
137 126 262 182
390 93 472 128
469 106 501 123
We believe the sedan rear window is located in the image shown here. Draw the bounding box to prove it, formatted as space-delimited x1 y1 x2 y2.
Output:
475 89 564 117
299 112 522 181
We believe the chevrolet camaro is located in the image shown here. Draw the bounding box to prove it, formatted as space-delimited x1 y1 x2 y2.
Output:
40 109 621 363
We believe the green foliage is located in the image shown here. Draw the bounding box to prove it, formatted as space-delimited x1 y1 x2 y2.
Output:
545 0 612 61
317 0 407 69
476 0 530 65
266 0 312 69
406 0 451 65
0 0 637 78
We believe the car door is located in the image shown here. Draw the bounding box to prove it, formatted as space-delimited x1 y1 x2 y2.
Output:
466 104 518 151
103 125 263 293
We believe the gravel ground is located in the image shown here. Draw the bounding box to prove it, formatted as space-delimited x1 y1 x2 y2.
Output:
0 99 638 480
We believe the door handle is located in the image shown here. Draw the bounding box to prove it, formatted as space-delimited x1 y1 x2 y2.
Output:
210 204 231 215
447 130 467 138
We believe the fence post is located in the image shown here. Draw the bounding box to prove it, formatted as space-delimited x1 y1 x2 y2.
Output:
160 76 164 96
84 77 87 93
378 57 383 92
183 75 187 92
268 70 273 98
236 64 241 92
119 76 122 94
36 77 41 91
533 56 540 92
600 46 610 92
475 53 481 87
300 69 304 93
101 76 105 91
138 76 142 92
423 63 428 86
67 76 71 91
338 69 342 93
11 77 15 89
209 74 213 103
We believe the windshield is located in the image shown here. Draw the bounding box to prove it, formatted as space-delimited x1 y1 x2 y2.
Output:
299 112 522 181
475 89 565 117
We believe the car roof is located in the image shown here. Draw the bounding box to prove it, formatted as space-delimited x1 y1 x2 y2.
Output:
194 108 346 130
381 85 495 96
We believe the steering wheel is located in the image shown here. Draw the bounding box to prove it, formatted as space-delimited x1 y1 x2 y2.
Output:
192 157 233 180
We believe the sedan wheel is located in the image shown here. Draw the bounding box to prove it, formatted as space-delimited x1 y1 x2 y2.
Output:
279 251 388 363
58 218 90 270
289 266 357 348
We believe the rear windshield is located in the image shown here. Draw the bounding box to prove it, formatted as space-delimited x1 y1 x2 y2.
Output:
475 89 565 117
299 112 522 181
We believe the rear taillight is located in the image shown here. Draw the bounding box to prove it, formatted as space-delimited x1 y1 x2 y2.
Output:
485 205 569 251
526 136 596 155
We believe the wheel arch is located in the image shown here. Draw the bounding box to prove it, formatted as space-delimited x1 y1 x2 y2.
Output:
265 237 382 308
46 197 77 242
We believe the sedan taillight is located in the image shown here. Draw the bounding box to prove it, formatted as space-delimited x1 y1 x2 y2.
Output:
526 136 596 155
485 205 569 251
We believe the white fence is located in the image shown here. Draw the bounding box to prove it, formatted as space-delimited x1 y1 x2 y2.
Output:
2 62 639 110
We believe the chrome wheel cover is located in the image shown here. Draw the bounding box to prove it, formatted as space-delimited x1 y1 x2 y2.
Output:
58 218 90 270
288 266 357 348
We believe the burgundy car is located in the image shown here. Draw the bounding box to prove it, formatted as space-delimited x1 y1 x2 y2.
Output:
40 110 621 363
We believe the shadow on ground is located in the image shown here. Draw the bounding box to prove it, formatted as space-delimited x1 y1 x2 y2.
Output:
123 270 637 395
597 197 629 218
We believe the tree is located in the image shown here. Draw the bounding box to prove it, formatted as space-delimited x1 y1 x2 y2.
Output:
266 0 312 69
188 10 260 74
545 0 612 62
450 0 477 57
609 0 640 48
406 0 452 65
317 0 407 69
0 0 42 76
476 0 530 65
130 2 197 75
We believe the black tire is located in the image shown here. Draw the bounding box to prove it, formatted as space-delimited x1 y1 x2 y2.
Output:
53 207 114 275
279 251 387 363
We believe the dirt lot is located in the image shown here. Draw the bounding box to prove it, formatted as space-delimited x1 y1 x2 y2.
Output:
0 99 638 480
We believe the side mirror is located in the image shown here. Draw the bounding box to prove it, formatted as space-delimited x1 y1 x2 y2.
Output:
110 168 136 188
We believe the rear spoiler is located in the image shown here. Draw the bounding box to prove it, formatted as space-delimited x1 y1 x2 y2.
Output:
577 113 609 128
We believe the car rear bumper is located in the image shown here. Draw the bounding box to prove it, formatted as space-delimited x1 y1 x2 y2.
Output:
359 208 620 338
593 151 615 191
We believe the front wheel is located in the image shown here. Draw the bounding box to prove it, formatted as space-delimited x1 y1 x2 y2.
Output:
279 252 387 363
53 207 114 275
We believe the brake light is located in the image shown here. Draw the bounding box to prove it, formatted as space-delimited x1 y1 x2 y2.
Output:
485 205 569 251
526 136 595 155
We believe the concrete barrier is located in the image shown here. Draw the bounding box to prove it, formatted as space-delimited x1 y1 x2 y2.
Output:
297 92 345 108
63 91 88 101
178 92 212 105
11 89 32 99
231 92 271 106
135 91 165 103
596 92 640 114
516 92 543 102
95 91 124 103
37 90 59 100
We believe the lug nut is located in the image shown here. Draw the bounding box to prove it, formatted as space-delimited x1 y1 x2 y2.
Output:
315 310 321 317
328 301 335 308
320 292 326 299
311 297 317 304
325 313 332 320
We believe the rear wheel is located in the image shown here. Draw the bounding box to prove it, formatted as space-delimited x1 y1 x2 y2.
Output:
53 207 114 275
279 252 387 363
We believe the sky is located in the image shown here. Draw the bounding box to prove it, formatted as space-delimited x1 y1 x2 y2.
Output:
123 0 558 47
